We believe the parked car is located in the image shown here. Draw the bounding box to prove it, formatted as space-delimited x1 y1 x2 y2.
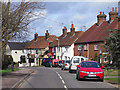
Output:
43 58 52 67
52 59 62 67
76 61 104 82
61 60 70 70
58 60 63 67
69 56 85 73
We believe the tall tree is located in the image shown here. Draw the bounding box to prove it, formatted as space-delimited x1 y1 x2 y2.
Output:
1 0 45 62
104 21 120 66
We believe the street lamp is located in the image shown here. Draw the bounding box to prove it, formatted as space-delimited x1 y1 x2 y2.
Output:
56 38 60 59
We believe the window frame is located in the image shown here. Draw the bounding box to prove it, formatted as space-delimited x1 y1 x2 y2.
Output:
94 44 99 51
84 44 88 51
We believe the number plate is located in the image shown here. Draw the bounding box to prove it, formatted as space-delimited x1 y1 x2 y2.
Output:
88 75 96 77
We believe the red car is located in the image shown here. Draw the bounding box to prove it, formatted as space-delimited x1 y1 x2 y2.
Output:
76 61 104 82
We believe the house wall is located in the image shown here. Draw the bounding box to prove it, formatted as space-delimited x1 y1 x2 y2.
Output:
74 42 105 63
62 44 74 60
6 45 11 55
55 44 74 60
11 50 24 62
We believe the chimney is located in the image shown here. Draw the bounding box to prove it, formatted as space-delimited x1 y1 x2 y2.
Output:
34 33 38 41
45 30 49 40
70 24 75 34
97 11 106 25
62 26 67 36
109 7 118 22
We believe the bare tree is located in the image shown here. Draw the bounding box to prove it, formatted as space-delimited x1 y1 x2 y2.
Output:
1 0 45 62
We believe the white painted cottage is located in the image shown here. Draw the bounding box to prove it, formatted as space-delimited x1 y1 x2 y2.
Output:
49 24 84 60
6 42 28 67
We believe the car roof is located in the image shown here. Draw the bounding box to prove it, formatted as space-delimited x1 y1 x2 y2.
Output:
81 61 98 63
73 56 84 58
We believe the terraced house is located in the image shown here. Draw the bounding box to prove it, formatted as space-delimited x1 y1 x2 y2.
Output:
74 8 120 64
49 24 84 60
25 30 57 66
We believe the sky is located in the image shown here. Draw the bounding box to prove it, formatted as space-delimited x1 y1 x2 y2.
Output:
28 1 119 40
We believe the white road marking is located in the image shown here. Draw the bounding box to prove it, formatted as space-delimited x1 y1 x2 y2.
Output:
46 68 68 89
59 76 62 79
62 80 65 84
64 85 68 90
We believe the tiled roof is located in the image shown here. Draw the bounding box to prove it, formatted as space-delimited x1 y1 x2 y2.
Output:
75 19 119 44
8 42 27 50
25 35 57 49
50 31 84 47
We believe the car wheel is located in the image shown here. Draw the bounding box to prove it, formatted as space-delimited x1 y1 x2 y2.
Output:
61 68 63 70
76 73 78 79
100 79 104 82
69 69 72 73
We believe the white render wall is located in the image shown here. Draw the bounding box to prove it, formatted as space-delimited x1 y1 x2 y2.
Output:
55 43 74 60
62 43 74 60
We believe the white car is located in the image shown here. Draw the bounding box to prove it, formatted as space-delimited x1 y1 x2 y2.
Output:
69 56 85 73
61 60 70 70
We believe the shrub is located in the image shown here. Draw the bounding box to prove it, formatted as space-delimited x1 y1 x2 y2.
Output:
2 55 13 69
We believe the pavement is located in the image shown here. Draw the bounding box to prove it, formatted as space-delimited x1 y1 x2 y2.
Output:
1 67 119 89
2 68 34 89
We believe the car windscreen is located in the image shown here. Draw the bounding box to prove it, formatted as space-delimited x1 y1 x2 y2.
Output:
66 60 70 63
73 58 80 63
59 61 62 63
81 62 100 68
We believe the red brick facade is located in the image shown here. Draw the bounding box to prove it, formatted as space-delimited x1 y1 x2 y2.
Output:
74 7 119 64
74 42 104 62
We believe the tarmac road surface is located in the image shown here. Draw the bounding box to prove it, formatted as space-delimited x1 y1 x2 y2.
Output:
19 67 118 90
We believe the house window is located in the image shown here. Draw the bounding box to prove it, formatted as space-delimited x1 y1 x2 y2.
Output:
20 55 26 63
84 44 88 51
94 44 99 50
36 49 38 54
15 51 17 54
104 57 107 62
78 45 82 50
52 48 55 52
65 46 68 52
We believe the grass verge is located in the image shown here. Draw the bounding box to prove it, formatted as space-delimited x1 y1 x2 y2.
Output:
0 68 20 76
103 69 119 76
105 78 119 84
32 65 44 67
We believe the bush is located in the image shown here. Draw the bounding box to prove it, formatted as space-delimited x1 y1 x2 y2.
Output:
2 55 13 69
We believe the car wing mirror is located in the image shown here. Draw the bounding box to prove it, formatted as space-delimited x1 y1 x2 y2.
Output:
102 66 104 69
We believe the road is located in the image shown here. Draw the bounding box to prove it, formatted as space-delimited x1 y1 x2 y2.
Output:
19 67 118 89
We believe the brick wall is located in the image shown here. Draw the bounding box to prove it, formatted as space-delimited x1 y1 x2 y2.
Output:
74 42 104 60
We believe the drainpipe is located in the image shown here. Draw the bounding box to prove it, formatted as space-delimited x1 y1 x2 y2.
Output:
87 44 89 60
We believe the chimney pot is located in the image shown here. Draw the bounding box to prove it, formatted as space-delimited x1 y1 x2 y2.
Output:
63 26 67 36
34 33 38 41
100 12 102 15
71 24 74 28
45 30 49 40
64 26 66 29
103 12 104 14
112 7 114 12
115 7 117 12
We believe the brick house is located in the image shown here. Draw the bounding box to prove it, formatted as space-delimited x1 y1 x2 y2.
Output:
49 24 84 60
74 8 119 64
25 30 57 66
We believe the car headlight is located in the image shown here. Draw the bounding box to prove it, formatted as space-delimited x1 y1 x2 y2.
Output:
80 71 103 74
80 71 89 74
